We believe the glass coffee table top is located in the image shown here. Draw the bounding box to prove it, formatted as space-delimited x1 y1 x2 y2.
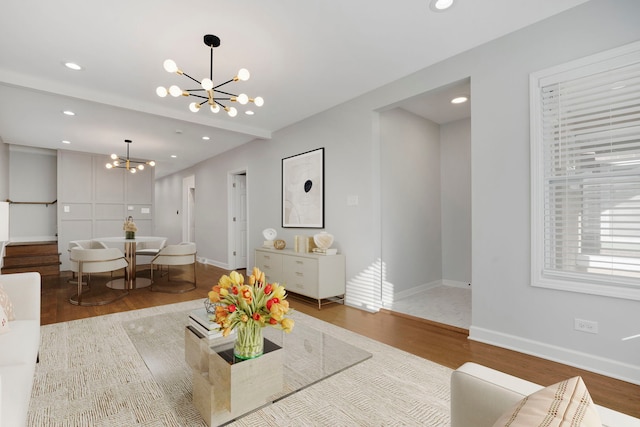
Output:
124 309 372 425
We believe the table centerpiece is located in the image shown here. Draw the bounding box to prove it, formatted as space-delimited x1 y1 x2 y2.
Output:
207 267 294 359
123 216 137 239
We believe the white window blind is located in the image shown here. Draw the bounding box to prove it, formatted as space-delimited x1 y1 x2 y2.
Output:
531 41 640 299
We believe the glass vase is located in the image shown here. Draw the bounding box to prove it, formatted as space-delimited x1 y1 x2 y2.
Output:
234 321 264 360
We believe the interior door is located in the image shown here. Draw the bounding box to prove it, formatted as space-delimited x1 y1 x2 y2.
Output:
233 174 247 269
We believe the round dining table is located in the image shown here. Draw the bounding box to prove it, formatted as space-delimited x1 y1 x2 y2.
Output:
94 236 167 289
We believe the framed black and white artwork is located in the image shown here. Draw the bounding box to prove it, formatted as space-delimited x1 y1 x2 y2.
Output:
282 148 324 228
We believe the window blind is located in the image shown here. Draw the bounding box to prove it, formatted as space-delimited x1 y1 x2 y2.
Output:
533 43 640 295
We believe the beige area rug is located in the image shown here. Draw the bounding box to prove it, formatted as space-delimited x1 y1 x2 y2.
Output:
28 300 451 426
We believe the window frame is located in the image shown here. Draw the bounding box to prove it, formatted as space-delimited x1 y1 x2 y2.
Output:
530 40 640 301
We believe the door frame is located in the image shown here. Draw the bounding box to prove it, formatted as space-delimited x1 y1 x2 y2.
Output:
227 168 249 270
182 175 195 243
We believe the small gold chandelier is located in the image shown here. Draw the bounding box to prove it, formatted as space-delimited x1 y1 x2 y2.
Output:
105 139 155 173
156 34 263 117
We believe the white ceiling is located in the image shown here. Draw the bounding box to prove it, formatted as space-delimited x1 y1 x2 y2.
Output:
0 0 589 177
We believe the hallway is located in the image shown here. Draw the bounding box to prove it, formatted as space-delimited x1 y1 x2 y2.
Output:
388 284 471 329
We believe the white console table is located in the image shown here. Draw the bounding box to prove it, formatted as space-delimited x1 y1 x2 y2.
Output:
255 248 345 309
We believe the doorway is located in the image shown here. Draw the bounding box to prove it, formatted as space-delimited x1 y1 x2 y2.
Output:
183 175 195 243
228 171 248 270
379 78 472 329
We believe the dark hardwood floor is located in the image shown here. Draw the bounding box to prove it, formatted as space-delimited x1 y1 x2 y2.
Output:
39 263 640 418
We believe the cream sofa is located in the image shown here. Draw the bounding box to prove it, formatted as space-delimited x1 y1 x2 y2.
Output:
0 272 41 427
451 362 639 427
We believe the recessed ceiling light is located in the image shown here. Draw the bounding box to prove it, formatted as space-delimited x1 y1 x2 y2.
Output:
63 110 75 116
171 155 177 158
429 0 454 12
451 96 468 104
62 140 71 144
202 136 210 140
64 62 82 71
245 110 255 116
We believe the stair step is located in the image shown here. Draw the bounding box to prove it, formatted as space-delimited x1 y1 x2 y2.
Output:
5 241 59 257
3 254 61 268
2 241 60 277
1 264 61 276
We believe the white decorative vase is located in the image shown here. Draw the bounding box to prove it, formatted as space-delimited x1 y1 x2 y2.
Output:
313 232 334 250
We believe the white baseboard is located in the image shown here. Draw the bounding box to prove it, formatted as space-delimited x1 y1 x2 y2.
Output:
197 257 230 270
469 326 640 386
442 279 471 289
392 279 443 301
392 279 470 301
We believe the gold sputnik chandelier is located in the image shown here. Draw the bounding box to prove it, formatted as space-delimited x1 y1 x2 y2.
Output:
105 139 155 173
156 34 263 117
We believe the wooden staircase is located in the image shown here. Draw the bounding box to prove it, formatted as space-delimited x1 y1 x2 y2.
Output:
1 241 61 276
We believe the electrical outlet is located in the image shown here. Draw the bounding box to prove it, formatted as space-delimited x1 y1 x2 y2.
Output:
574 318 598 334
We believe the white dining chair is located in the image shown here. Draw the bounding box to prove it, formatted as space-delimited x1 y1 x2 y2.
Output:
68 240 109 284
135 238 167 273
69 247 129 306
135 238 167 256
150 242 197 293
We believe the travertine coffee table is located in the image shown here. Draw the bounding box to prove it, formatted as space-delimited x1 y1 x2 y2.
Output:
185 321 371 426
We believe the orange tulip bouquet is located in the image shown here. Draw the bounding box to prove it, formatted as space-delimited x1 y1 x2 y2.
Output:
208 267 294 359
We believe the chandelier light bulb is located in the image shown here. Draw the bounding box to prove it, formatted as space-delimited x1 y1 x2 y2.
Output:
211 104 220 113
236 94 249 105
253 96 264 107
138 164 145 170
113 160 119 166
237 68 250 81
227 107 238 117
106 163 113 169
189 102 201 113
148 161 156 167
201 78 214 91
169 85 182 97
130 168 136 174
156 86 168 97
163 59 178 73
110 153 118 160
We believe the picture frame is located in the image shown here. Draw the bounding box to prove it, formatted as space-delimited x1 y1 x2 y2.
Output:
282 148 324 228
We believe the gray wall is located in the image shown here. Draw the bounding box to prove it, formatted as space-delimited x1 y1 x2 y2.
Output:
57 150 155 270
155 0 640 384
8 146 57 241
380 108 442 297
0 140 8 201
441 118 471 284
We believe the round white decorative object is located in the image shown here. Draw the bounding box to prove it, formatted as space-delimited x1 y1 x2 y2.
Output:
313 232 334 249
262 228 277 241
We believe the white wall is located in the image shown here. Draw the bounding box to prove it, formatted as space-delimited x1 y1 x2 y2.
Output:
8 146 57 241
0 141 8 263
154 173 186 246
57 150 155 270
0 140 8 201
155 0 640 383
440 118 471 284
380 108 442 296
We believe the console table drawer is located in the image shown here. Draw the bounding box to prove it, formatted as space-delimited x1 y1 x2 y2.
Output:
283 256 319 294
254 248 346 309
255 251 282 282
